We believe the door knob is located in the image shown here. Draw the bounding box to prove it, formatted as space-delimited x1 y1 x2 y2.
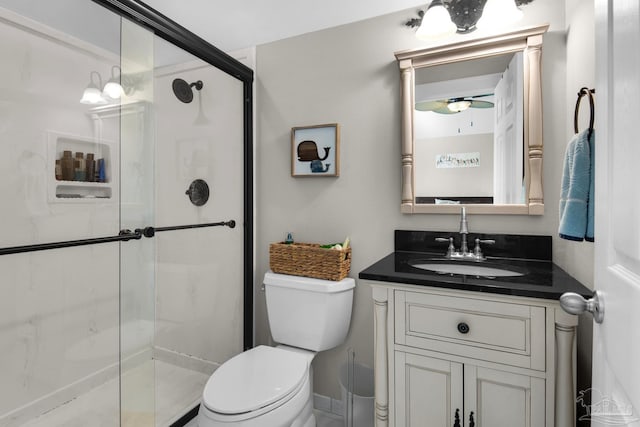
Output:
559 291 604 323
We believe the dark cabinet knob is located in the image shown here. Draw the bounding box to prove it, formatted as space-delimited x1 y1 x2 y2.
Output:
457 322 470 334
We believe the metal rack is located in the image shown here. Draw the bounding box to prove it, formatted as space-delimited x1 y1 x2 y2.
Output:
574 87 596 140
0 220 235 256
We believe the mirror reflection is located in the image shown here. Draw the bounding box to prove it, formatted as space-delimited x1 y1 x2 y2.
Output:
414 52 524 205
395 25 548 215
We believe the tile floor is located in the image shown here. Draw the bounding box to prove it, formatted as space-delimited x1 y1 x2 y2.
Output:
19 360 344 427
20 360 209 427
182 409 343 427
314 410 343 427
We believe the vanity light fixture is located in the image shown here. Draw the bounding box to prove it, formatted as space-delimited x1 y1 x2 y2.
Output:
80 71 108 105
407 0 532 39
476 0 523 30
415 0 457 40
102 65 125 100
80 67 136 105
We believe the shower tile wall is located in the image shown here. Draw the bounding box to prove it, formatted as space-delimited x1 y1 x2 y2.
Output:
153 54 245 370
0 5 122 426
0 5 248 425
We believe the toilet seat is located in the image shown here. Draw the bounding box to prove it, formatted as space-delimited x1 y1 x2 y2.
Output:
202 346 309 419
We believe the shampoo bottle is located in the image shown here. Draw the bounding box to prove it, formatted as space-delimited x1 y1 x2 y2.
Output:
61 150 74 181
86 153 95 182
74 152 86 181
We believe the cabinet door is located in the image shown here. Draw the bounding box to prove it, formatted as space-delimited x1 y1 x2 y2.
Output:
464 365 546 427
395 352 463 427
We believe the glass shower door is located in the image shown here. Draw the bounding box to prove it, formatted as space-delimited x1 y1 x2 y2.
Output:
149 35 246 426
0 2 251 425
119 18 157 427
0 1 128 426
117 23 247 427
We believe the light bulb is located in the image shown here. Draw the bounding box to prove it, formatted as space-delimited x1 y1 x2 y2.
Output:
103 81 124 99
476 0 523 30
102 65 124 99
447 100 472 112
416 0 457 40
80 71 107 105
80 87 104 104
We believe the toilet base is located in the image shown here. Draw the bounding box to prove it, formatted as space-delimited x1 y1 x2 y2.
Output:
197 399 314 427
197 369 314 427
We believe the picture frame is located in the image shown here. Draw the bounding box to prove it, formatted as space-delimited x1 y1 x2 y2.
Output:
291 123 339 177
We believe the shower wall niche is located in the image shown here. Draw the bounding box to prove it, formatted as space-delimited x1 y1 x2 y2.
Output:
47 131 115 201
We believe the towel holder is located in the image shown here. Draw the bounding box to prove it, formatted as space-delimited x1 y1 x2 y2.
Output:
574 87 595 140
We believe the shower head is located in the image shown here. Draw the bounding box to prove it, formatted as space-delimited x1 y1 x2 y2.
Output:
172 78 203 103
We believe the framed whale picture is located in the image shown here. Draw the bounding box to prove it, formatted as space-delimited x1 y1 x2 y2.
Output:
291 123 339 177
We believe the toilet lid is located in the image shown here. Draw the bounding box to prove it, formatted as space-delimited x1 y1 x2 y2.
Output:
202 346 309 415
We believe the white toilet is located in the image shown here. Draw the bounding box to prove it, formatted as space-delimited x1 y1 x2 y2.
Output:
197 271 355 427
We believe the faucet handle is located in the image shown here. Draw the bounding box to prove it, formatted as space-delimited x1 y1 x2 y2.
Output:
477 238 495 245
435 237 455 258
473 238 495 259
459 207 469 234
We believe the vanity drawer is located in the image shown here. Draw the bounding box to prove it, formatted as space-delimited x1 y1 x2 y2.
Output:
394 290 546 370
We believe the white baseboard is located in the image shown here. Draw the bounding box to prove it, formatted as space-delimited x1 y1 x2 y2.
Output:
314 393 344 417
153 346 219 375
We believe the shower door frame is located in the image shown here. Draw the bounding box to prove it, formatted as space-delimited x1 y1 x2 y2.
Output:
92 0 255 351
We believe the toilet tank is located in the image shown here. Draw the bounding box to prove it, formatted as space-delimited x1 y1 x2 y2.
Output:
264 272 355 352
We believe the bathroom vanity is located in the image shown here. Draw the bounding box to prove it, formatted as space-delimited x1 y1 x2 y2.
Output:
359 231 591 427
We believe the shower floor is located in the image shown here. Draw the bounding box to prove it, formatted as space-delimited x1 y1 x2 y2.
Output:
20 360 209 427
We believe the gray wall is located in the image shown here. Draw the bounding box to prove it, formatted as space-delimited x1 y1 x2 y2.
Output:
255 0 594 398
416 134 494 198
564 0 595 422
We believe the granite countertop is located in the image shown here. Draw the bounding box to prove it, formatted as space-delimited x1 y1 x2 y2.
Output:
358 231 592 300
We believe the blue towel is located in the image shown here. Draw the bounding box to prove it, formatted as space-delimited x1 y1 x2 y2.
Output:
559 129 595 242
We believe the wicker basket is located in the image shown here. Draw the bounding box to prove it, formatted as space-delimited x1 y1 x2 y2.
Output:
269 242 352 281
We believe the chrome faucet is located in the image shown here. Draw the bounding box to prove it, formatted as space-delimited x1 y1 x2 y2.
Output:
435 207 495 261
459 207 469 256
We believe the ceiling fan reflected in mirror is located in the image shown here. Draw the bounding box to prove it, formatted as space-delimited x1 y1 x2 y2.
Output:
415 94 494 114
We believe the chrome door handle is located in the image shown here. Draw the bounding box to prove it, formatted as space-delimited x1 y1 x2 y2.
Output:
559 291 604 323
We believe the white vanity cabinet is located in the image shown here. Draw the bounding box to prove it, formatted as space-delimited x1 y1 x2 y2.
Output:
395 352 545 427
368 282 579 427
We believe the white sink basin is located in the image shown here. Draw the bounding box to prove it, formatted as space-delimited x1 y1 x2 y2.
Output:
411 262 525 277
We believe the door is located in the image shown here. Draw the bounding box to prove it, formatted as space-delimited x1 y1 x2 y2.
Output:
592 0 640 425
394 352 463 427
464 365 545 427
493 51 524 204
0 2 124 425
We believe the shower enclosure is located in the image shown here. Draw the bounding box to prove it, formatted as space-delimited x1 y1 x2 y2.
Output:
0 1 253 426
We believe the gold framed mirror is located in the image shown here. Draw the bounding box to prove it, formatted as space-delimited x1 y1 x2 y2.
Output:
395 24 549 215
